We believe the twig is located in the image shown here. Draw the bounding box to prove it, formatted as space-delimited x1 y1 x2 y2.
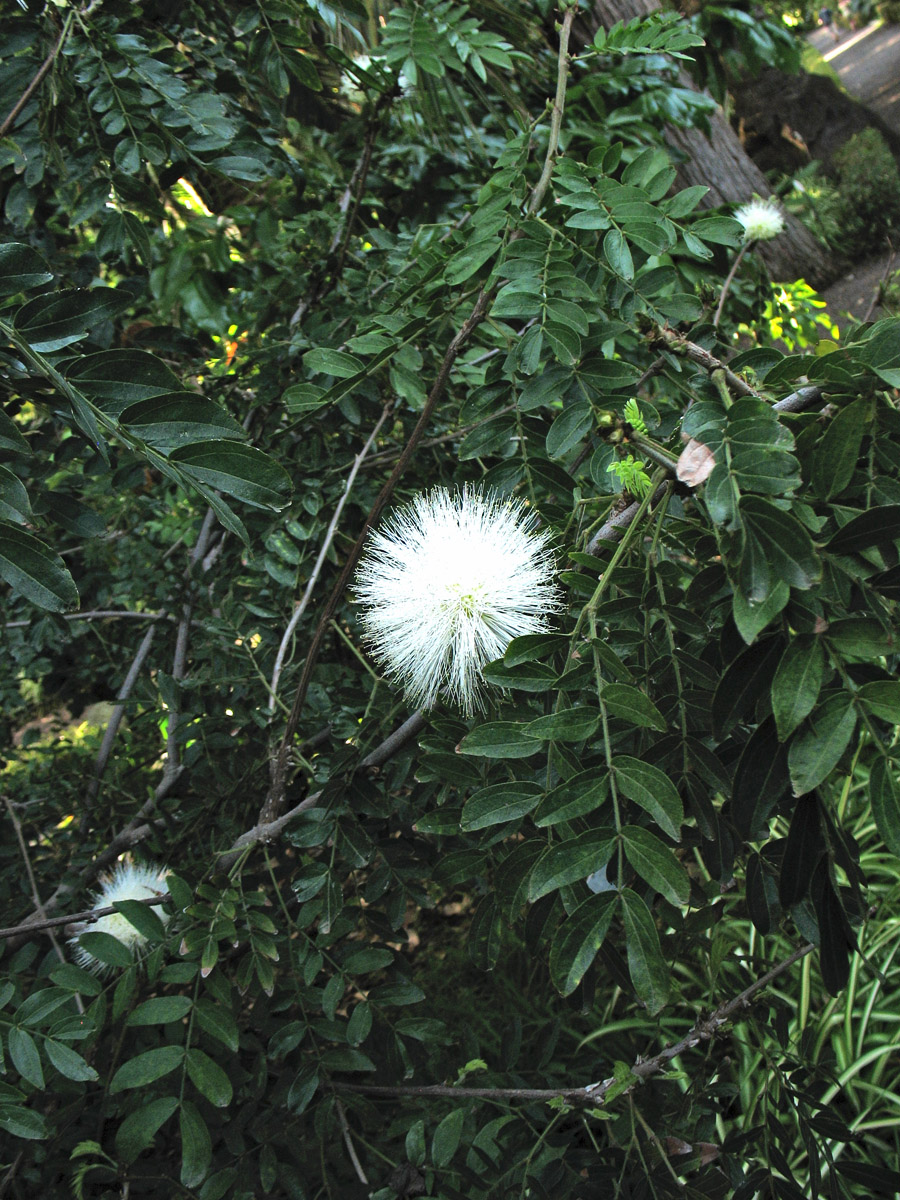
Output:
262 291 493 825
527 6 576 216
0 13 71 138
219 711 425 870
2 795 82 1007
863 245 896 324
0 896 169 943
331 939 816 1109
713 242 750 328
336 1097 370 1186
586 485 668 556
4 609 170 629
772 385 823 414
651 329 761 399
268 402 393 710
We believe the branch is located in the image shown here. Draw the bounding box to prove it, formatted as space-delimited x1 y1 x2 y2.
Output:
331 938 816 1108
0 13 71 138
0 896 169 943
527 6 577 216
5 609 170 629
712 242 750 329
651 329 762 399
262 290 493 825
219 711 426 870
268 402 393 710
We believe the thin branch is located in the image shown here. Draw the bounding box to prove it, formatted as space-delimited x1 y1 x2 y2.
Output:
713 242 750 328
586 485 667 556
336 1097 370 1186
651 329 762 400
527 6 577 216
4 609 170 629
772 385 823 414
0 896 169 943
331 938 816 1109
262 291 493 825
268 402 393 710
219 711 425 870
864 244 895 324
0 13 71 138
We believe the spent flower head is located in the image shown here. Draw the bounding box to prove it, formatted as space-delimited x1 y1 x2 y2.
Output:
69 861 170 974
354 487 561 715
734 196 785 243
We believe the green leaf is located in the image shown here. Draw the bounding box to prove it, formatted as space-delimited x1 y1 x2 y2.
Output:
533 770 610 827
116 1096 178 1164
603 228 634 280
525 707 601 741
112 899 168 943
75 931 133 968
119 393 246 452
0 242 54 296
780 794 823 907
546 401 592 459
826 505 900 556
346 1002 373 1047
49 964 102 996
788 695 857 796
303 347 364 377
287 1067 319 1114
739 497 821 594
811 399 870 500
170 442 291 511
549 891 617 996
602 684 666 731
109 1045 185 1093
126 996 192 1026
43 1040 98 1082
712 636 783 740
870 758 900 857
0 522 79 612
432 1108 465 1169
406 1119 426 1167
0 1104 47 1140
691 216 743 246
528 828 616 901
504 633 568 666
620 889 669 1014
772 636 825 741
460 781 542 831
457 722 543 758
14 287 132 352
732 577 789 645
0 409 29 453
8 1028 44 1090
826 618 895 660
611 756 683 840
62 350 181 415
282 383 329 415
621 826 690 906
732 716 791 838
180 1100 212 1188
0 464 32 524
185 1048 232 1107
858 681 900 724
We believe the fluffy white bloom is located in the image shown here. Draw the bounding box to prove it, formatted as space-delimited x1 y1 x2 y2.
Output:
69 861 170 974
734 197 786 243
354 487 561 715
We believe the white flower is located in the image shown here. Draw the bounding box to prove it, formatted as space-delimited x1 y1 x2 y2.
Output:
69 861 170 974
734 197 786 243
354 487 561 716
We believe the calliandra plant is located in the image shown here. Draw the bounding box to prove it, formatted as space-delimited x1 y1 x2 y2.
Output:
714 195 787 327
69 861 170 974
354 487 561 716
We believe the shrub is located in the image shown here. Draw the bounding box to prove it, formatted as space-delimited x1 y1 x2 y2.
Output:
833 128 900 256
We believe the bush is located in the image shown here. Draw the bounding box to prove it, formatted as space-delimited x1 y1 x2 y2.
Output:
833 128 900 256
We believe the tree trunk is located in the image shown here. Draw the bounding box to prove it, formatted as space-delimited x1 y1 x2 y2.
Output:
576 0 833 287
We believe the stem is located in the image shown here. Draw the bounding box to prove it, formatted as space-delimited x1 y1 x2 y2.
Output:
0 12 72 138
527 6 576 216
713 241 750 328
268 402 391 709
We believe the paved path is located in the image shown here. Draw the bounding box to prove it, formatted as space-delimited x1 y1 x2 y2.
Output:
808 21 900 131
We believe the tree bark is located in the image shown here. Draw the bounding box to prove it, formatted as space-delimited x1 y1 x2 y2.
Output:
576 0 833 287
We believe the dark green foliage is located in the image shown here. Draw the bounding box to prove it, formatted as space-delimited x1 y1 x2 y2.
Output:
2 1 900 1197
832 128 900 257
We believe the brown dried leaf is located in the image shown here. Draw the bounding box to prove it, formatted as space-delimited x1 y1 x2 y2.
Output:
676 438 716 487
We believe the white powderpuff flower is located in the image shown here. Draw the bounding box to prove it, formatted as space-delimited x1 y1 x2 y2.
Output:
734 196 786 243
354 487 562 716
69 861 170 974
